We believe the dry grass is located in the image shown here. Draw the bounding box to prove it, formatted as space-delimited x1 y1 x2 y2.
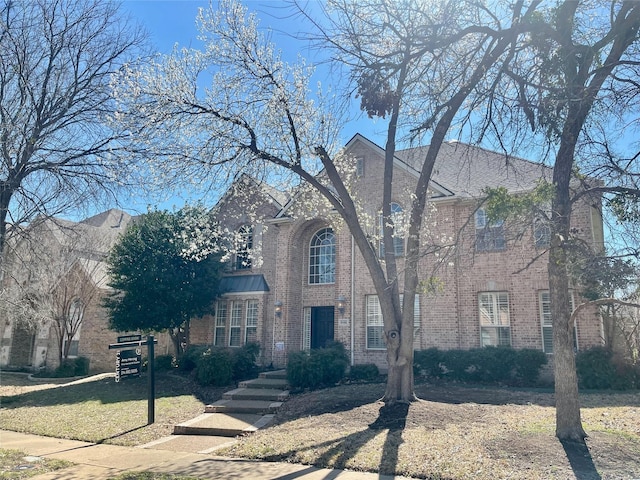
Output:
1 372 639 479
0 371 224 446
0 449 72 479
219 382 640 480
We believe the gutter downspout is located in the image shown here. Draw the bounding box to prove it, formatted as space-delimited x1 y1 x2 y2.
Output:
351 234 355 366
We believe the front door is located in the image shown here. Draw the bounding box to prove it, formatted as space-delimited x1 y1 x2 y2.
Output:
310 306 334 349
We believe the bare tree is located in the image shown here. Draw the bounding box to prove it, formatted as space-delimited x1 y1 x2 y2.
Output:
0 0 146 262
477 1 640 441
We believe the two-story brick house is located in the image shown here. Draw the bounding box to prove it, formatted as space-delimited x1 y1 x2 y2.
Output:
190 134 605 369
0 209 172 373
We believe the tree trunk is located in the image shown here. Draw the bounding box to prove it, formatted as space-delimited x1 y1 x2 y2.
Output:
549 227 586 441
550 132 587 441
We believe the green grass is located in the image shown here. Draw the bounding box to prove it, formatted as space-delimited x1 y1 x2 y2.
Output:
0 449 72 479
0 372 223 446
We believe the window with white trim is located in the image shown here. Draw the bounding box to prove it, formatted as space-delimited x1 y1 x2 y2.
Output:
309 228 335 284
213 301 227 347
366 295 385 350
539 291 577 354
479 292 511 346
475 208 505 252
245 300 258 343
229 301 243 347
379 203 404 257
365 294 420 350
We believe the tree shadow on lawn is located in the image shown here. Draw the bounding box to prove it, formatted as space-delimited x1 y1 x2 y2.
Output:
264 402 457 479
560 438 602 480
0 373 223 408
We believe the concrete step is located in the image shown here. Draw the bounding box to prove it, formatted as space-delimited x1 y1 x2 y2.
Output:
223 387 289 402
205 399 283 414
259 369 287 380
238 377 288 389
173 412 275 437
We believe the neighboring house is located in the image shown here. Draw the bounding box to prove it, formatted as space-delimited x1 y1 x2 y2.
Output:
190 134 605 369
0 209 171 373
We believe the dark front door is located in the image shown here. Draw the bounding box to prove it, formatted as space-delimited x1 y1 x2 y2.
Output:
311 306 334 349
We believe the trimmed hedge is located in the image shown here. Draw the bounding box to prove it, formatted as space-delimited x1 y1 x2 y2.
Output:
287 341 349 390
349 363 380 382
414 347 547 387
576 346 639 390
181 342 261 386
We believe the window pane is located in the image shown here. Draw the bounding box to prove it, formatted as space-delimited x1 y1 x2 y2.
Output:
309 228 335 284
229 301 242 347
245 300 258 343
479 292 510 346
214 302 227 347
235 225 253 270
366 295 385 349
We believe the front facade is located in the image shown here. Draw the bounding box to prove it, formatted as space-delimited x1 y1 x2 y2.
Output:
191 134 605 368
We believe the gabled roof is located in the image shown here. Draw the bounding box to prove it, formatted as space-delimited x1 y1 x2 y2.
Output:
212 174 288 216
395 141 552 198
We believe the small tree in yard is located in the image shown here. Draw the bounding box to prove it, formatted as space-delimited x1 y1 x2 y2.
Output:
104 207 225 357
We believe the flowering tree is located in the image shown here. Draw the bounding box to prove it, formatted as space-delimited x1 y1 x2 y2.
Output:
104 207 225 357
111 0 538 403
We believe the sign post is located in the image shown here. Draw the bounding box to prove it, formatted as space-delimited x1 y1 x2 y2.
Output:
109 334 158 425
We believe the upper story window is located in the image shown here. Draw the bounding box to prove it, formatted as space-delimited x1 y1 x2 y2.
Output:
533 216 551 248
475 208 505 252
235 225 253 270
356 157 365 177
379 202 404 257
309 227 335 284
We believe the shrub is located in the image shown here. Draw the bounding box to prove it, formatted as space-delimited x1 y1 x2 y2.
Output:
73 357 90 376
49 357 90 378
414 348 444 379
154 354 175 371
475 347 517 383
287 341 349 390
414 347 547 387
178 344 210 372
232 342 260 381
514 349 547 386
195 348 233 386
576 346 639 390
349 363 380 382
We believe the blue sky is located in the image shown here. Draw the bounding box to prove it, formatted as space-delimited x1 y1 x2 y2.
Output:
117 1 385 213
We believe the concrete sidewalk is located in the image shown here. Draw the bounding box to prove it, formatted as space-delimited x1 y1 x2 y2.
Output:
0 430 415 479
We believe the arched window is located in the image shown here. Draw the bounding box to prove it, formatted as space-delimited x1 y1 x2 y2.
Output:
235 225 253 270
379 202 404 257
309 228 335 284
64 299 84 357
